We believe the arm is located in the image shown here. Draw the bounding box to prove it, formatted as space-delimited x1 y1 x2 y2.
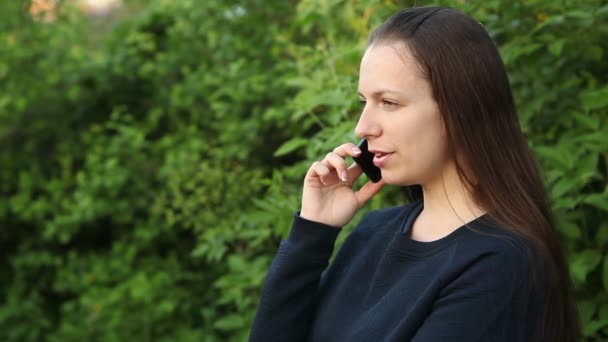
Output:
411 245 547 342
249 142 384 341
249 213 341 342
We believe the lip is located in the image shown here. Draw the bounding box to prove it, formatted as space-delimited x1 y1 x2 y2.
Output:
368 148 392 155
371 150 394 167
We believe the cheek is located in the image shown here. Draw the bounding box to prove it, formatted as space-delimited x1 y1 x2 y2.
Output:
404 110 445 150
404 111 449 168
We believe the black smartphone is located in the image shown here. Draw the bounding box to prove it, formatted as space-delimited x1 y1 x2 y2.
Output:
352 139 382 183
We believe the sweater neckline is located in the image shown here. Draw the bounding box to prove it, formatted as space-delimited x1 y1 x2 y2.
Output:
390 200 488 256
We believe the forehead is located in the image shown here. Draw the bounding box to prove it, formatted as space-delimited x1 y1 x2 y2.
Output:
358 43 427 94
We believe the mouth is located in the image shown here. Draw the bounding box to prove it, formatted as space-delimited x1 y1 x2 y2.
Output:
371 151 394 167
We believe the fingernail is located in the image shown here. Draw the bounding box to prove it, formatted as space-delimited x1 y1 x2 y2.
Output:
341 171 348 182
352 147 361 154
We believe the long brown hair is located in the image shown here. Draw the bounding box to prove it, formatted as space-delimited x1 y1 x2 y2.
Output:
369 6 580 341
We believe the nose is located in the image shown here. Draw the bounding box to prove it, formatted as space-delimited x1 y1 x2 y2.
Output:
354 104 382 139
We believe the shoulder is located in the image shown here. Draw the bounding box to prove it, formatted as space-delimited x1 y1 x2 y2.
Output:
456 215 532 253
452 218 543 290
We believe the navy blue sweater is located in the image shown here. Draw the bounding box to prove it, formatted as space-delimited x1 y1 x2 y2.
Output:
250 201 548 341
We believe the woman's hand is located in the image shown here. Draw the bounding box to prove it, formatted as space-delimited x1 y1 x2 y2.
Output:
300 142 386 227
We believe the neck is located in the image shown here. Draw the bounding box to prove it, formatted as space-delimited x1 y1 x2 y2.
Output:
412 161 486 240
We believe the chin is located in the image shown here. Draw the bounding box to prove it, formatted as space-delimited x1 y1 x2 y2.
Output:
379 172 414 187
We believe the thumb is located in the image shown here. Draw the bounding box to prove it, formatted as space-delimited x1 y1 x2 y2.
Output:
354 179 386 206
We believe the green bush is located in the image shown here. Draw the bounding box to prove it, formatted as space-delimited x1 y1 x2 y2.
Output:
0 0 606 340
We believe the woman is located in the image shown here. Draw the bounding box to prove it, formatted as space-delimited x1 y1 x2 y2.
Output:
250 6 580 342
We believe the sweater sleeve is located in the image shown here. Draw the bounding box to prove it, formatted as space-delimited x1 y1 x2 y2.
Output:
249 213 341 342
411 242 546 342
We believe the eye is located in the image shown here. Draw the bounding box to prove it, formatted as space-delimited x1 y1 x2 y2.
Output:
359 100 367 107
382 99 398 109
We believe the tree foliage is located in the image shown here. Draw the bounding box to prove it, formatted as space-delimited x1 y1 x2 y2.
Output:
0 0 606 340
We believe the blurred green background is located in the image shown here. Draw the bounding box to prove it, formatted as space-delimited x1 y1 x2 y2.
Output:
0 0 607 340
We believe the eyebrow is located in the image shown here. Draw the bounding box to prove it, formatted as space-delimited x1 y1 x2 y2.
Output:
358 89 403 98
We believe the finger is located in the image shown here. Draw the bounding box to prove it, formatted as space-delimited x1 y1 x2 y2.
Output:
332 142 362 158
354 179 386 206
322 152 349 182
346 162 363 181
307 161 331 184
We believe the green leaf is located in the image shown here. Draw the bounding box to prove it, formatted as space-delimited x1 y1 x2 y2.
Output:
578 300 596 324
273 137 308 157
548 39 566 56
584 319 608 337
575 153 599 186
597 223 608 248
500 42 542 64
584 193 608 212
535 145 573 170
581 86 608 112
573 111 600 130
557 220 581 239
604 255 608 293
571 249 602 284
600 303 608 320
566 10 593 20
214 314 245 331
552 197 577 210
572 129 608 154
551 178 575 198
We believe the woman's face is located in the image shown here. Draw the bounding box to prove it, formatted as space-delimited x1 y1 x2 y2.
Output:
355 43 450 186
